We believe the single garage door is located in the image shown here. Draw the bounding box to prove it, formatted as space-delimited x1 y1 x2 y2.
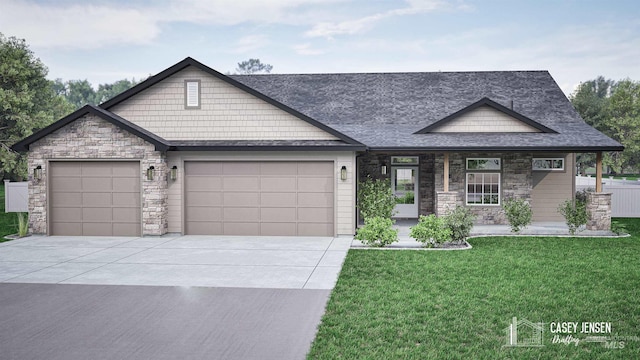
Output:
185 161 334 236
50 161 141 236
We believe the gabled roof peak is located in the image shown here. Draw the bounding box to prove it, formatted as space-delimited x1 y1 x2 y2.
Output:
414 97 557 134
11 105 169 152
98 57 362 146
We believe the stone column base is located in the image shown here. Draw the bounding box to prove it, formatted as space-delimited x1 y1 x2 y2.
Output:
436 191 459 217
586 192 612 231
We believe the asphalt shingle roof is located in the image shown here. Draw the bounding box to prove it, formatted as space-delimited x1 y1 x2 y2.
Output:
231 71 623 151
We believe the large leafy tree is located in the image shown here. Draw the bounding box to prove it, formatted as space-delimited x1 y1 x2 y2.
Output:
570 77 640 174
0 33 73 180
235 59 273 74
570 77 614 174
606 79 640 173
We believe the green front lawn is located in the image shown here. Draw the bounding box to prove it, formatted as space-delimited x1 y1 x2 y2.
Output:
309 218 640 359
0 183 19 240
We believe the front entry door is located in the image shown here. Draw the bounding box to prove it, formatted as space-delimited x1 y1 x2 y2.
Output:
392 166 418 218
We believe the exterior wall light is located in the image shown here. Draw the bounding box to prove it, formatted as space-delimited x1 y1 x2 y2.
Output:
33 165 42 180
146 166 155 181
381 165 387 175
340 165 347 181
170 166 178 181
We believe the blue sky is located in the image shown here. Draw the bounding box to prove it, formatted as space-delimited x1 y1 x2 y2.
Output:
1 0 639 95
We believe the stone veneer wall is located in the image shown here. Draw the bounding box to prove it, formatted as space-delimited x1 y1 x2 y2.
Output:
436 192 459 216
586 192 612 231
434 152 532 224
357 153 435 218
27 114 168 235
418 155 435 215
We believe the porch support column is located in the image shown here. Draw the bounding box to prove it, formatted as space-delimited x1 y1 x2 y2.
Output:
586 151 611 231
586 192 612 231
595 151 603 192
443 152 449 192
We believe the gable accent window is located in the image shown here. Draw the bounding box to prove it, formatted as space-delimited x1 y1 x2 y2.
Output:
466 158 501 170
466 173 501 205
532 158 564 171
185 80 201 109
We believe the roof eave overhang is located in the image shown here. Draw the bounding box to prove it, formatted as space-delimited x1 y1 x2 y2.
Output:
169 144 367 152
367 146 625 152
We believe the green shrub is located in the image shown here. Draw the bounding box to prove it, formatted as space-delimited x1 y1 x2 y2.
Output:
409 214 451 248
502 198 532 233
357 177 397 219
355 217 398 247
558 198 588 235
611 220 628 235
17 213 28 237
443 206 476 243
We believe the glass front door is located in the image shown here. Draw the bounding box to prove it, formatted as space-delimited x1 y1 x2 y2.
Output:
392 166 418 218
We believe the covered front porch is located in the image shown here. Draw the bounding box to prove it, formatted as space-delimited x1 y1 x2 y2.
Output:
356 151 613 231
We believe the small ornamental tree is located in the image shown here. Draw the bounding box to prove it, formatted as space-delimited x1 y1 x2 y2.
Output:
443 206 476 243
409 214 451 248
355 217 398 247
558 199 588 235
357 177 397 220
502 198 532 233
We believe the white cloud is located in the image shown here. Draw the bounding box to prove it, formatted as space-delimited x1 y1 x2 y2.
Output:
162 0 344 25
231 34 269 54
293 43 325 55
0 0 344 49
0 1 160 49
304 0 448 38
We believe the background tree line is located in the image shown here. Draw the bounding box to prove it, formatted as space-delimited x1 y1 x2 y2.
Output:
570 76 640 175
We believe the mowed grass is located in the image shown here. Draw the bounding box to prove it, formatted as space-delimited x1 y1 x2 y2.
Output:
0 183 19 240
309 218 640 359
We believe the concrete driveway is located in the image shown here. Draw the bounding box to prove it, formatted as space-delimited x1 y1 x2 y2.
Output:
0 235 351 360
0 235 351 288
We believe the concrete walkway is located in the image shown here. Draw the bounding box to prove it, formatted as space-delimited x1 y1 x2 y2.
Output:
0 235 351 289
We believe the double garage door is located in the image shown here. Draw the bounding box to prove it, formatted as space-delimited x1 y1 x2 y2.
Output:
185 161 335 236
50 161 141 236
48 161 335 236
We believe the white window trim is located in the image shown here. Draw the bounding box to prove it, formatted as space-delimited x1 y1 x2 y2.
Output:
466 157 501 170
532 158 565 171
185 80 201 109
391 156 419 165
466 172 501 206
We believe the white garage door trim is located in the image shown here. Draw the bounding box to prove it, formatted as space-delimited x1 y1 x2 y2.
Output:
184 161 335 236
48 160 142 236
